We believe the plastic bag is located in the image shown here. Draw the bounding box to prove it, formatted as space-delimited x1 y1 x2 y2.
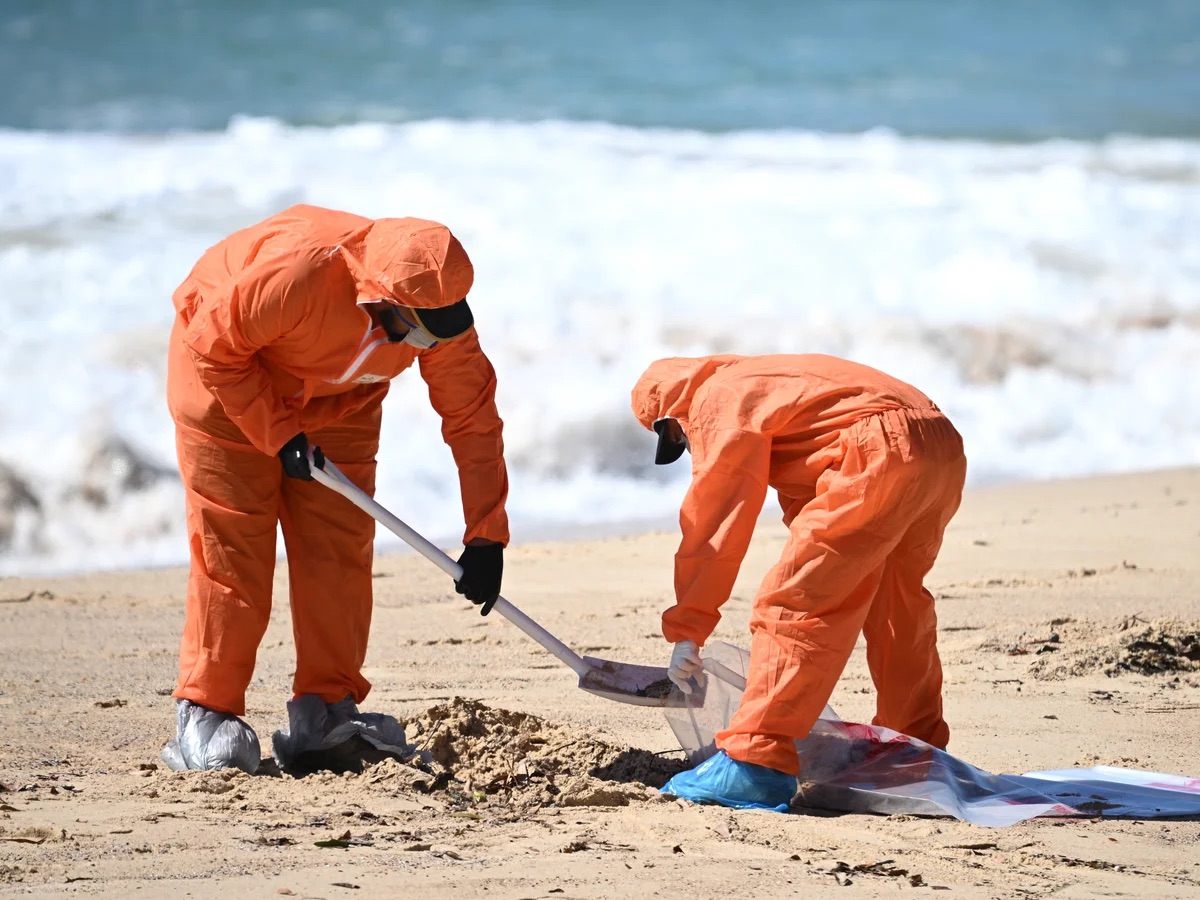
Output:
665 640 841 767
160 699 261 774
271 694 421 774
664 642 1200 826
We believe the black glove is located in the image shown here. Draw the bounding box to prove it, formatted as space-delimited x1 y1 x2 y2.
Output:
455 542 504 615
278 432 324 480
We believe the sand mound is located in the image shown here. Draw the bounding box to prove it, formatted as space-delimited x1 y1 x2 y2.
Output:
148 699 685 815
1028 619 1200 681
385 698 684 813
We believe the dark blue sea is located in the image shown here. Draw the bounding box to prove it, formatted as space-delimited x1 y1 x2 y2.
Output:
1 0 1198 573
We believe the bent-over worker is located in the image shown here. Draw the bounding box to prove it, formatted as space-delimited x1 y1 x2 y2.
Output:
631 353 966 810
163 203 509 773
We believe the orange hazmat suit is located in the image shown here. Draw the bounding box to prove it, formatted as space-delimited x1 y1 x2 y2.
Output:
167 204 509 716
631 354 966 776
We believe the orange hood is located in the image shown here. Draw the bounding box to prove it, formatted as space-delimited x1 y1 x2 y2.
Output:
630 355 742 431
340 217 474 309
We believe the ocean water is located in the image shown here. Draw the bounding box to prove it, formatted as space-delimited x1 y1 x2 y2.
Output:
1 1 1198 575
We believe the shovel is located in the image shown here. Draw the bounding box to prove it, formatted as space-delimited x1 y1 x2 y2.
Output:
310 457 685 708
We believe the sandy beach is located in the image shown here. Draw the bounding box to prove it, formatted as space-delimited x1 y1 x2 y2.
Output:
1 466 1198 898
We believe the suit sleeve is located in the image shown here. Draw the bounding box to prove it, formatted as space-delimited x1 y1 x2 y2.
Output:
418 330 510 546
662 424 772 646
181 256 310 455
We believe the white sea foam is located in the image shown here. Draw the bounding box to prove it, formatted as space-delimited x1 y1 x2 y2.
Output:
1 118 1198 575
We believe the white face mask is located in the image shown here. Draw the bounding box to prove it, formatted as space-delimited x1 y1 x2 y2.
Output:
400 324 439 350
388 307 439 349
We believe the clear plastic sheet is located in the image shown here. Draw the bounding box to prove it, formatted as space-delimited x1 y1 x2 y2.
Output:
664 642 1200 826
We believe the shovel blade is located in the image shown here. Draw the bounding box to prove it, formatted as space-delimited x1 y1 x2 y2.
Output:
577 656 693 708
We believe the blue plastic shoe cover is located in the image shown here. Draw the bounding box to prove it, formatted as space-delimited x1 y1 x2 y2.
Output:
661 750 796 812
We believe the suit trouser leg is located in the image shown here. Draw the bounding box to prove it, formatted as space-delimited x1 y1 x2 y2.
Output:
716 410 965 775
279 403 382 704
863 425 966 748
173 423 281 717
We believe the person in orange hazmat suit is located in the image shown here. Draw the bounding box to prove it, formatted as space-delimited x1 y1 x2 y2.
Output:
161 204 509 774
631 354 967 810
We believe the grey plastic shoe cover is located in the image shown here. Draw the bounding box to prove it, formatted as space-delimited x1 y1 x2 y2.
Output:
160 699 261 774
271 694 417 771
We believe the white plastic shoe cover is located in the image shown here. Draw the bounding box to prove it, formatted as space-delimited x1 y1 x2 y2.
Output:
271 694 416 770
160 699 261 774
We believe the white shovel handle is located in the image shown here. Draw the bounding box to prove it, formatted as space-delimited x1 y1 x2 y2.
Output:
309 458 592 679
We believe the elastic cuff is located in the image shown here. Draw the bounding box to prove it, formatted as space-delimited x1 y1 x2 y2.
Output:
172 687 245 718
716 731 800 776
